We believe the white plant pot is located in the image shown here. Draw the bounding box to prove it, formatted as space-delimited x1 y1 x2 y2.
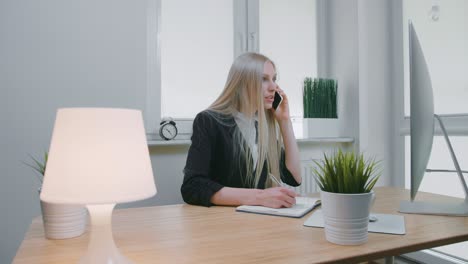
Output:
303 118 340 138
40 200 88 239
320 190 374 245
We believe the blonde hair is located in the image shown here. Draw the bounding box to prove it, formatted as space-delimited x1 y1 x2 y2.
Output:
208 52 283 188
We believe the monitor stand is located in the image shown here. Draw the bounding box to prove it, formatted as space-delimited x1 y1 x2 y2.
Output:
400 114 468 216
399 200 468 216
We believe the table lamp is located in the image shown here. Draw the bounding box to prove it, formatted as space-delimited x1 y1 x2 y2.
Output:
40 108 156 263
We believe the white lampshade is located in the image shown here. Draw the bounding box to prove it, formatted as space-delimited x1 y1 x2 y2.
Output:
40 108 156 204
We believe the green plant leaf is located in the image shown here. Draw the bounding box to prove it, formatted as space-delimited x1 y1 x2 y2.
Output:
312 149 381 194
23 152 48 184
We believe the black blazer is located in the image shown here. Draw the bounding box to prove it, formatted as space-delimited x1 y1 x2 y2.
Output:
181 110 300 206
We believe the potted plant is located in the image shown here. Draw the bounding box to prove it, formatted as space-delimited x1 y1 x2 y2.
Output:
302 77 340 137
25 152 88 240
312 149 381 245
24 152 48 192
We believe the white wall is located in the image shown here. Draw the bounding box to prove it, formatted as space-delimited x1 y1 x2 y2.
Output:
319 0 360 147
320 0 396 186
357 0 395 186
402 0 468 116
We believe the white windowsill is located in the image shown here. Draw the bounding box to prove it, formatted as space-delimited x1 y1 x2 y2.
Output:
296 137 354 144
148 135 354 147
148 139 192 146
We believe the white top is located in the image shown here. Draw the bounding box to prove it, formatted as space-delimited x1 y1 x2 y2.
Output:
234 112 258 170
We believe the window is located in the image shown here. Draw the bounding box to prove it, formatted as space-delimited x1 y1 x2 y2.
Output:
259 0 318 117
147 0 318 134
401 0 468 261
161 0 234 119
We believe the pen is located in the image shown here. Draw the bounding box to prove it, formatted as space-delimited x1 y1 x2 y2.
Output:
270 174 302 207
270 174 283 186
270 174 305 197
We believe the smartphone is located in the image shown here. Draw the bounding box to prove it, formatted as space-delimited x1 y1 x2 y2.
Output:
272 91 283 110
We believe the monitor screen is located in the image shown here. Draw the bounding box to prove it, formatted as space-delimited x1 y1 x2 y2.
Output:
409 21 435 201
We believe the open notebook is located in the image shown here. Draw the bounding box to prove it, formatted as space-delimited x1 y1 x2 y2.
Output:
236 197 321 218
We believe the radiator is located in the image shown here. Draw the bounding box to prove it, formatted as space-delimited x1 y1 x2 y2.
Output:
283 159 319 195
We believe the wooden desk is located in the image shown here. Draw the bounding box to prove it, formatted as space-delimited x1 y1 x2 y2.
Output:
13 187 468 264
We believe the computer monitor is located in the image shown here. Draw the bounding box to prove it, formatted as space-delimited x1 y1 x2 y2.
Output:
407 21 434 201
399 21 468 216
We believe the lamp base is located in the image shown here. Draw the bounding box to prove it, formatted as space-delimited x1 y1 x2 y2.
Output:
79 204 133 264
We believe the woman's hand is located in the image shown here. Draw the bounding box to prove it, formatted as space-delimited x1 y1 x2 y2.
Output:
256 187 297 208
210 187 297 207
270 86 302 185
272 87 291 123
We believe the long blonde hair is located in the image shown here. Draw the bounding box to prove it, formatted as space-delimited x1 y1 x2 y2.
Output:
208 52 283 188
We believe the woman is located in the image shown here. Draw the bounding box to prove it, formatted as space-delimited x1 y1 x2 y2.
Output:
181 52 302 208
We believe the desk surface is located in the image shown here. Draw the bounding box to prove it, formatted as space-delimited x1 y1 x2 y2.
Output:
13 187 468 264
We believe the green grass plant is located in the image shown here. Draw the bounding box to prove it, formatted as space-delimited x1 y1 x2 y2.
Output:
313 149 381 193
23 152 48 184
303 77 338 118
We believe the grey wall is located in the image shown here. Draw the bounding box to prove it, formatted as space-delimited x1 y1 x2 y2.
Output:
1 1 185 263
